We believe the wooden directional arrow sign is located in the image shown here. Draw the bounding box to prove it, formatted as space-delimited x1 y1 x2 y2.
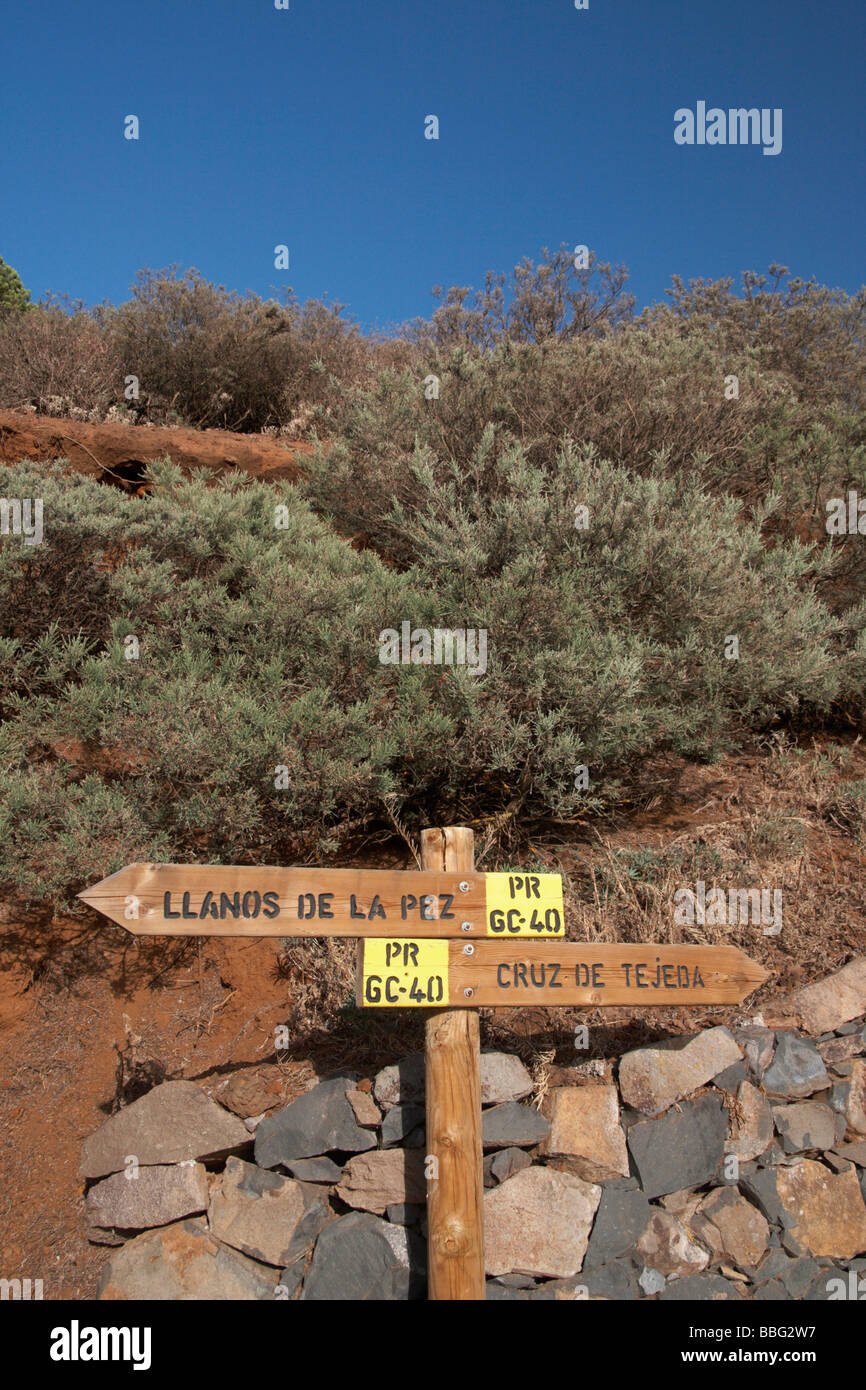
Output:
357 941 768 1008
78 864 564 939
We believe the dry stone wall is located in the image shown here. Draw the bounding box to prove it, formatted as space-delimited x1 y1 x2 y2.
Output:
85 959 866 1300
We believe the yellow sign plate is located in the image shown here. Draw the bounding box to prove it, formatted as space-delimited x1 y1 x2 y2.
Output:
358 938 449 1008
483 872 564 937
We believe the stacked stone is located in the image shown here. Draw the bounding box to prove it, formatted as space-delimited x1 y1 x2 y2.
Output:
86 957 866 1300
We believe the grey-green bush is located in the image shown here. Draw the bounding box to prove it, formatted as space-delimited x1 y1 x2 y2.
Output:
0 448 862 910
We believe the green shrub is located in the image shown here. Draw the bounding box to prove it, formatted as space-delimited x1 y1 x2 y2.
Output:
0 446 861 910
0 256 30 314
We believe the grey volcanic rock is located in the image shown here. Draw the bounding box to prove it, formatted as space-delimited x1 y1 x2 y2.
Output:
713 1060 749 1094
582 1259 641 1300
276 1262 305 1300
763 1034 830 1099
285 1157 342 1184
491 1272 536 1289
490 1147 533 1184
481 1102 550 1150
381 1104 425 1147
740 1169 787 1227
301 1212 425 1300
780 1257 824 1299
254 1077 377 1168
386 1203 425 1225
485 1282 532 1301
583 1186 652 1269
752 1248 796 1286
80 1082 250 1179
627 1092 728 1199
752 1280 791 1300
658 1272 743 1300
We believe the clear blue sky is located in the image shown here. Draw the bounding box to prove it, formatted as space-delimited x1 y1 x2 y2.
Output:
2 0 863 333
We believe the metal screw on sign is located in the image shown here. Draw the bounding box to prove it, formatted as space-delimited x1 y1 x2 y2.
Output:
463 987 474 997
458 881 470 892
460 921 473 932
462 944 474 955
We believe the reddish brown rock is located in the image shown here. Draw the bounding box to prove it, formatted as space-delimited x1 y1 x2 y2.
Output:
211 1070 285 1119
725 1081 774 1162
85 1162 208 1235
483 1166 601 1279
539 1086 629 1180
691 1187 770 1271
208 1157 328 1267
844 1060 866 1136
817 1034 864 1066
659 1189 703 1225
765 959 866 1036
636 1210 709 1278
772 1102 837 1153
775 1160 866 1259
619 1028 743 1116
335 1149 426 1215
346 1089 381 1128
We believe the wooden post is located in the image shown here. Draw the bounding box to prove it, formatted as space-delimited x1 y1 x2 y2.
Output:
421 826 485 1300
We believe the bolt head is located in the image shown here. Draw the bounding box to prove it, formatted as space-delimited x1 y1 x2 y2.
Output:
458 881 470 892
462 943 474 955
463 987 474 998
460 921 472 932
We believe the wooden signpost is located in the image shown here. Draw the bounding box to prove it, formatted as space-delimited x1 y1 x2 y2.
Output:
356 940 768 1008
81 829 768 1303
78 863 564 938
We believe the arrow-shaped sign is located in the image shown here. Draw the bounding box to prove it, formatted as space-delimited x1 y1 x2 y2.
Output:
357 940 769 1007
78 863 564 939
